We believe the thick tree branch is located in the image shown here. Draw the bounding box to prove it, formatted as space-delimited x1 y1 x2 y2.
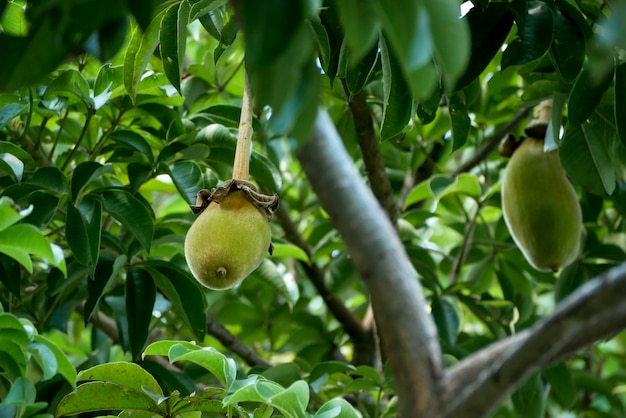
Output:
297 109 444 417
342 82 398 226
207 314 272 368
272 200 376 365
450 107 531 177
444 261 626 418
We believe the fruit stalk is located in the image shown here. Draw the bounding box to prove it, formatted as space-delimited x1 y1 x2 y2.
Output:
232 71 253 180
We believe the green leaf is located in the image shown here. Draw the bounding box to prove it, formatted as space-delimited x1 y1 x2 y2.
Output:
4 377 36 405
126 268 157 360
27 166 68 195
44 69 91 107
166 160 205 205
84 255 128 323
374 0 432 74
249 260 299 307
314 398 361 418
124 15 164 100
560 121 616 195
142 340 202 358
0 313 30 346
502 2 554 69
170 346 237 390
0 20 65 91
28 341 57 381
447 92 471 150
0 152 23 182
0 340 27 379
512 373 547 418
0 224 54 273
160 1 191 93
423 0 470 89
615 61 626 147
550 8 585 82
568 64 614 126
109 130 155 164
56 381 161 417
101 189 155 252
0 142 33 168
336 0 380 65
0 196 32 232
224 376 281 406
431 296 460 347
344 45 379 98
0 103 27 129
77 362 164 396
65 202 93 266
271 243 310 264
543 362 576 408
70 162 113 202
379 36 413 141
455 3 513 91
269 380 309 417
139 261 207 341
32 335 77 386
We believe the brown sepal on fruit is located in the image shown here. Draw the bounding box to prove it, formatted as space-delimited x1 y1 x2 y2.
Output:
189 179 279 254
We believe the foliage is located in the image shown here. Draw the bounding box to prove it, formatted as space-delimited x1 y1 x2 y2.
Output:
0 0 626 417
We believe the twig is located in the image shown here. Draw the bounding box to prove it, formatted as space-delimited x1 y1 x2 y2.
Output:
207 314 272 368
297 109 444 417
272 199 376 365
444 261 626 418
450 107 531 177
341 81 397 226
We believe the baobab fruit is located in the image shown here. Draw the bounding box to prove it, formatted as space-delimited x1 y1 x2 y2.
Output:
184 180 278 290
501 137 582 272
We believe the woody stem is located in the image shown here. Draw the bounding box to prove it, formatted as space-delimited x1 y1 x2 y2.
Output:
233 71 253 180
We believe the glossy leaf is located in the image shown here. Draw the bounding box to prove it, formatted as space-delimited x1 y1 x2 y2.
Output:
101 189 155 252
615 61 626 146
512 374 547 418
502 2 554 68
70 162 113 202
0 224 54 273
336 0 380 65
0 196 32 232
84 255 128 323
139 261 207 341
560 121 616 195
543 362 576 408
32 335 77 386
78 362 163 395
455 3 513 90
431 296 460 347
170 346 237 390
379 36 413 141
126 268 157 360
550 8 586 81
56 381 161 417
160 1 191 93
166 160 205 205
124 14 163 100
568 64 614 126
65 202 92 266
108 130 155 163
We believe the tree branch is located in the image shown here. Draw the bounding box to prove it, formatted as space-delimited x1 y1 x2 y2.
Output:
207 314 272 368
297 109 444 417
444 261 626 418
272 200 377 366
342 81 398 226
450 107 531 177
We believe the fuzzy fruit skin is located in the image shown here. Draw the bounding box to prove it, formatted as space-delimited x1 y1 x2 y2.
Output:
502 137 582 272
184 190 271 290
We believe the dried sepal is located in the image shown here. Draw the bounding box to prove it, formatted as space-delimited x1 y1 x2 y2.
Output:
190 179 279 221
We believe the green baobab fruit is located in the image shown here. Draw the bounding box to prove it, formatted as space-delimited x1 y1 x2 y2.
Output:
501 137 582 272
184 181 277 290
